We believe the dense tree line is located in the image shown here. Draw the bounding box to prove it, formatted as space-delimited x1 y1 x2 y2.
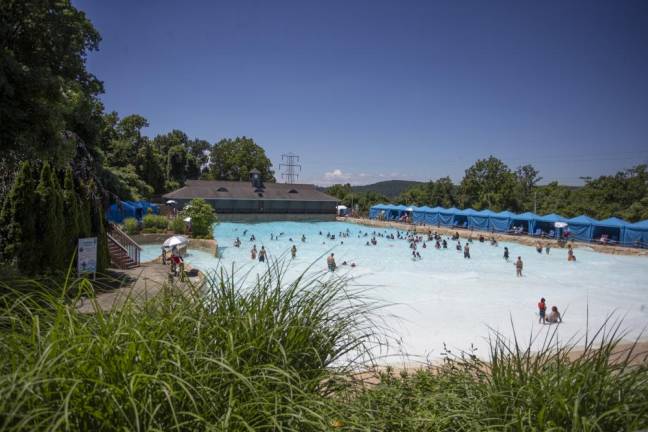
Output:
0 160 109 275
327 156 648 222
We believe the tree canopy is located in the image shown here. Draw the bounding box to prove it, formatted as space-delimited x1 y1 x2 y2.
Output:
0 0 102 161
208 137 275 182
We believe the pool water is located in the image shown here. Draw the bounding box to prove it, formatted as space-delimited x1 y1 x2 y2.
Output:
141 221 648 362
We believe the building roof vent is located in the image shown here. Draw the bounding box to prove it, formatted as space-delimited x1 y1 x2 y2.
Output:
216 187 228 192
257 192 263 197
288 188 298 193
250 169 263 189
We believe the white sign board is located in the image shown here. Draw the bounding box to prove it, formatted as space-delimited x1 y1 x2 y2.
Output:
78 237 98 276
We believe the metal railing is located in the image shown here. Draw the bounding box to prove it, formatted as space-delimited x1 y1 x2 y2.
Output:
108 222 142 266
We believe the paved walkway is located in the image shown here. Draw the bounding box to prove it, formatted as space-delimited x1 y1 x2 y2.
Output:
76 262 202 313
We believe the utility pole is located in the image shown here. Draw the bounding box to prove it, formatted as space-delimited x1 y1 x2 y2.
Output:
279 153 301 184
534 190 537 214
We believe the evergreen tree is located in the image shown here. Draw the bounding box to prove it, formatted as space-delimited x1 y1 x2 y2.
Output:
0 162 39 273
36 162 65 272
62 168 81 268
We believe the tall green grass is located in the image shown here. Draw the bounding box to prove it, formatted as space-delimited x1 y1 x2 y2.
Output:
0 260 646 431
341 318 648 431
0 261 383 431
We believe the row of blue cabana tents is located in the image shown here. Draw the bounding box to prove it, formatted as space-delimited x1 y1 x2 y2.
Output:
368 204 648 247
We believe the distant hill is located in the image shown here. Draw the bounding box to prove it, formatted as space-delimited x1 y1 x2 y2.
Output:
351 180 423 198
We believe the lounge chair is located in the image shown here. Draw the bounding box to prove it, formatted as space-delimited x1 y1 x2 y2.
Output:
599 234 609 244
533 228 542 236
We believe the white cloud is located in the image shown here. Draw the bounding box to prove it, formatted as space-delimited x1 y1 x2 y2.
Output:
314 169 409 186
323 169 351 181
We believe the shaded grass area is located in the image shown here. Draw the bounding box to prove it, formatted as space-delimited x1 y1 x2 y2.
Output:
0 260 647 431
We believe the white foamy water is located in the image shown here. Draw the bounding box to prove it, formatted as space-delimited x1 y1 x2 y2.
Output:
141 221 648 362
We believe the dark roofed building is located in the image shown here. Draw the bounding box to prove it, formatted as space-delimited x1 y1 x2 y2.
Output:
163 173 337 218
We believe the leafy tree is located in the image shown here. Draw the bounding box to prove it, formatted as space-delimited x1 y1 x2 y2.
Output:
100 166 153 200
326 183 353 200
187 138 211 166
0 0 102 160
185 153 201 180
135 142 166 194
183 198 217 238
167 145 188 186
105 115 150 168
515 165 542 210
459 156 518 211
153 129 189 155
208 137 275 182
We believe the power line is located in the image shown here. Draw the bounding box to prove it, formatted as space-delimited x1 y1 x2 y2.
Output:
279 153 301 184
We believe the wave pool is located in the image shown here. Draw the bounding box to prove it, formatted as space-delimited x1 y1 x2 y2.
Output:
141 221 648 362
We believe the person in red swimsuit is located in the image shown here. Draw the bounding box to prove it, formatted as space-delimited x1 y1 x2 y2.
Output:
538 298 547 323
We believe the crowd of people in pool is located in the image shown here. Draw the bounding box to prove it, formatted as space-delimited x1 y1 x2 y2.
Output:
232 227 578 272
229 226 575 324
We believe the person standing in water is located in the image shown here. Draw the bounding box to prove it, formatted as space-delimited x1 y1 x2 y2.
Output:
251 245 257 260
463 243 471 259
259 246 267 262
515 256 523 277
327 253 336 272
538 297 547 323
503 246 510 261
291 244 297 258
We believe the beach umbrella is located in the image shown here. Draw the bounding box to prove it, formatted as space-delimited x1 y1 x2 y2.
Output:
166 200 177 205
554 222 568 228
183 217 191 222
163 235 188 248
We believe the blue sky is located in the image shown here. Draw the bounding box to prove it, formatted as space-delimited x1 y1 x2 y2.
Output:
77 0 648 186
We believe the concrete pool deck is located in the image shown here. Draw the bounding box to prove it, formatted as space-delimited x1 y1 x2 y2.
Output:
76 262 202 313
341 217 648 256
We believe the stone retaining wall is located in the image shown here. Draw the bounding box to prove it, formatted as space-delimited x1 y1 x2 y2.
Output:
132 233 218 257
339 217 648 257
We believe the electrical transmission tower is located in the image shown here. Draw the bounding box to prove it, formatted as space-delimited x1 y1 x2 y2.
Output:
279 153 301 184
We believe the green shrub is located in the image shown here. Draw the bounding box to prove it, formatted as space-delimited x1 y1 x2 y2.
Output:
122 217 139 235
168 216 186 234
182 198 217 238
142 214 168 232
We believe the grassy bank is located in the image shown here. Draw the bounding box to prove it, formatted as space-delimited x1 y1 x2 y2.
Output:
0 263 646 431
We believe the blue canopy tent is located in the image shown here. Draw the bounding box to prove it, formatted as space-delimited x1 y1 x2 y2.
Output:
534 213 566 237
412 206 433 224
490 210 514 232
453 208 477 229
439 207 459 226
566 215 597 241
469 209 495 231
387 204 408 221
369 203 390 219
368 205 377 219
592 217 628 244
107 200 159 224
623 219 648 248
510 212 538 235
425 206 444 225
